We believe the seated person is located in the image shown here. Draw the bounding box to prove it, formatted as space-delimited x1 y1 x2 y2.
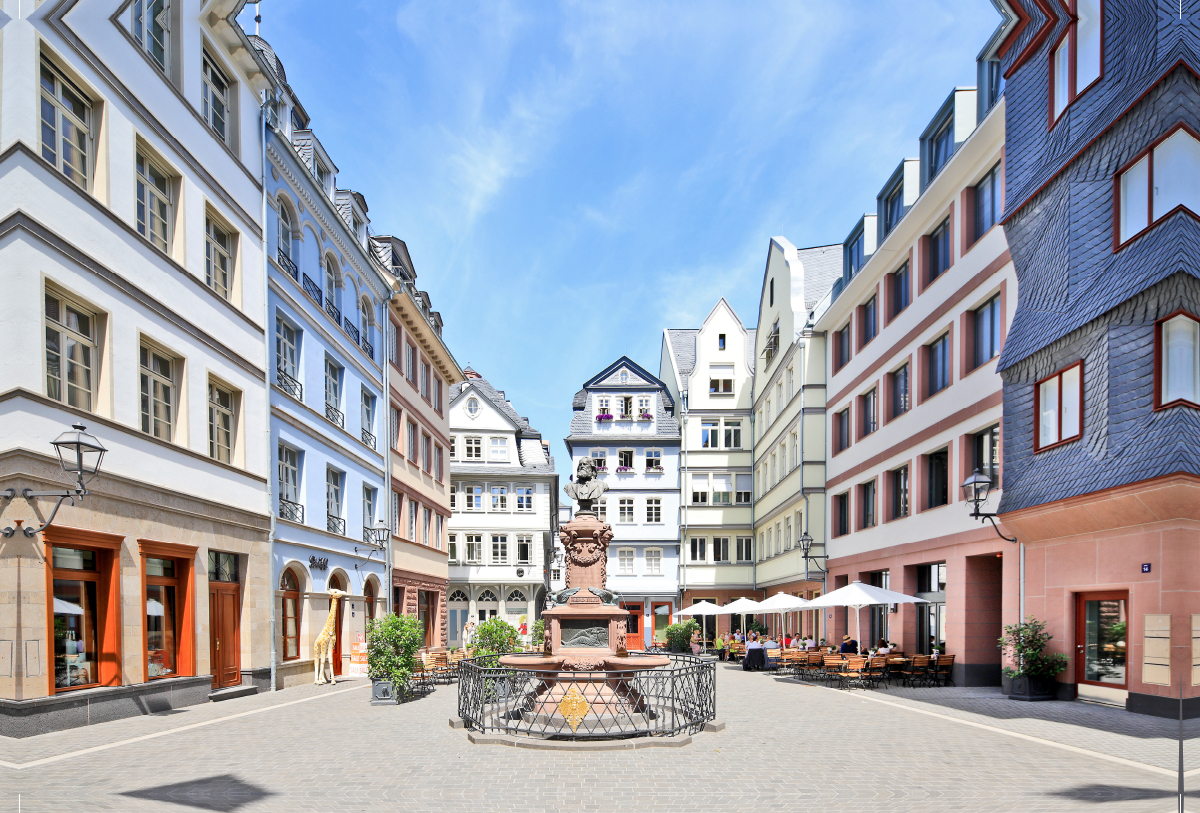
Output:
713 634 726 661
745 633 763 650
839 635 859 654
875 638 892 655
763 636 779 649
805 637 817 650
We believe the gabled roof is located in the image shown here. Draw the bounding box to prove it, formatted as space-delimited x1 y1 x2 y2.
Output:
449 368 540 437
580 356 675 408
567 356 680 444
665 329 698 389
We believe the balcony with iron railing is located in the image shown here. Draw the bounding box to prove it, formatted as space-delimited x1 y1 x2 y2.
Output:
277 248 298 280
325 299 341 324
361 337 373 359
343 318 360 344
279 498 304 523
325 402 345 428
327 514 346 535
302 274 322 305
277 368 303 400
362 427 376 449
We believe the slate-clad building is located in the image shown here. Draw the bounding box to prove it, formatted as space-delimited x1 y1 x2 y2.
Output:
996 0 1200 715
565 358 681 647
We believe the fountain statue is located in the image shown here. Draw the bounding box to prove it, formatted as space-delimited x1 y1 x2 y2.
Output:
497 457 669 724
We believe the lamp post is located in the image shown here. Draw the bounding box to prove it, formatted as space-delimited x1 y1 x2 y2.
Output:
1 423 107 538
798 531 825 576
960 467 1023 622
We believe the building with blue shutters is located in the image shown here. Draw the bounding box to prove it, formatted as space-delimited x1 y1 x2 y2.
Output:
253 37 391 687
564 358 681 648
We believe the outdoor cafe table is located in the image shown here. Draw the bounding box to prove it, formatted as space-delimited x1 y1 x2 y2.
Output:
742 648 767 671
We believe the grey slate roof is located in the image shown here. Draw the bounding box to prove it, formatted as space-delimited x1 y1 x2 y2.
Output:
450 369 538 436
795 244 842 314
665 329 698 388
450 460 555 477
744 328 757 370
566 355 681 444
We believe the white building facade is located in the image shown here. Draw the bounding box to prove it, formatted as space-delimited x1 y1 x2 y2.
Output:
660 300 758 641
253 36 391 686
446 370 557 647
564 358 680 648
0 0 278 732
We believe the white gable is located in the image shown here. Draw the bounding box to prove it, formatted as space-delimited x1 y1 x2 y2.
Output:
598 367 652 387
450 385 516 433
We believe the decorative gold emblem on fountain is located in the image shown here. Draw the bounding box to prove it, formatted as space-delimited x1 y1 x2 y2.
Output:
557 685 591 733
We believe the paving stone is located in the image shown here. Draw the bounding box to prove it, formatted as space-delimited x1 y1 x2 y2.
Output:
0 665 1193 812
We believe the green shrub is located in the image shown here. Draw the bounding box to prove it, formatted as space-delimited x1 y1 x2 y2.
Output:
472 617 520 657
998 616 1069 679
366 613 424 689
665 619 699 653
531 619 546 648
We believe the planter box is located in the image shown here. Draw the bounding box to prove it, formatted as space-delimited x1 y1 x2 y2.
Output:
371 679 398 705
1008 675 1059 702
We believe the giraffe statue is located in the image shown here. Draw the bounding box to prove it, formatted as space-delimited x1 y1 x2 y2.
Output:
313 588 347 685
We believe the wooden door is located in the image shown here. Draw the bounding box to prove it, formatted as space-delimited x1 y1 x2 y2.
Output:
622 602 643 650
208 583 241 689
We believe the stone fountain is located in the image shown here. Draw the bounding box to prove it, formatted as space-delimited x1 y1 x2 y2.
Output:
497 458 668 725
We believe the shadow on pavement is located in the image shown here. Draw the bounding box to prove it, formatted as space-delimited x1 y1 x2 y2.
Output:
1046 784 1198 804
120 774 274 811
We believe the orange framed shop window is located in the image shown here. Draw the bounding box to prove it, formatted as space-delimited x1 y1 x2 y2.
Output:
43 527 124 694
138 540 197 682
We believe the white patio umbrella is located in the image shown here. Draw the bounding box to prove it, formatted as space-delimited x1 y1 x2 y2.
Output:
720 596 763 639
756 592 810 641
677 601 722 652
804 580 928 654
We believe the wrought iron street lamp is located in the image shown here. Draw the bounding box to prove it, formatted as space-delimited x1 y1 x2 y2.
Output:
798 531 825 573
355 520 390 571
960 467 1015 542
1 423 107 538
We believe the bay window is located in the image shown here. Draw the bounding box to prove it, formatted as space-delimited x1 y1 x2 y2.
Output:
1157 311 1200 408
1117 126 1200 245
1050 0 1103 123
1035 362 1083 451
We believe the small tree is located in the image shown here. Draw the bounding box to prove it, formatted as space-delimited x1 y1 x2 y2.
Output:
998 616 1069 679
471 617 520 664
366 613 424 691
531 619 546 648
665 619 699 653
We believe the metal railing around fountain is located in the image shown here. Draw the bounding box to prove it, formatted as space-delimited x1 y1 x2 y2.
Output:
456 652 715 740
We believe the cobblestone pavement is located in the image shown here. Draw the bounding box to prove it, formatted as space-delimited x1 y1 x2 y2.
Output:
0 662 1194 813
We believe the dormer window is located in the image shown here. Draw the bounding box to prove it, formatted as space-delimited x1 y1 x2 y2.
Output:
1116 126 1200 246
845 229 866 278
928 117 953 179
883 183 904 236
315 162 331 196
1050 0 1103 123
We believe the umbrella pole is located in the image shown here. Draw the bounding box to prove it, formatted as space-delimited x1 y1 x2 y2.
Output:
855 606 862 655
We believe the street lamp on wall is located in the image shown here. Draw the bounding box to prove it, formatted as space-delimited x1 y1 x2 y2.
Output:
1 423 107 538
798 531 825 574
355 520 390 570
960 468 1016 543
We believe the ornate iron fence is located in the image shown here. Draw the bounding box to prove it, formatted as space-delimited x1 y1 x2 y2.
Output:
302 274 322 306
325 402 345 427
277 368 303 400
361 338 374 360
343 318 360 344
325 299 341 324
327 514 346 535
278 498 303 523
361 427 377 449
457 653 715 740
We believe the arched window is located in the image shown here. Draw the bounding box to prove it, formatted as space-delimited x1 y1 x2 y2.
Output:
363 579 375 621
324 256 338 312
277 201 292 263
360 298 372 344
478 589 497 602
449 589 469 602
507 589 526 603
281 569 300 661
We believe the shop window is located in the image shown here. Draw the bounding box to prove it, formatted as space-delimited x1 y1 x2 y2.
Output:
46 530 122 693
1035 362 1083 451
140 541 196 681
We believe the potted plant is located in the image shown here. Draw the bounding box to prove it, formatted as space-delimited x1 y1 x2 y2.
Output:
616 465 633 473
646 466 663 473
999 616 1069 702
596 413 614 422
640 412 653 420
595 465 608 472
470 617 520 667
366 613 424 704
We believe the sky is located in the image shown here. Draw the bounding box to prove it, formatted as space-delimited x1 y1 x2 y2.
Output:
241 0 1003 482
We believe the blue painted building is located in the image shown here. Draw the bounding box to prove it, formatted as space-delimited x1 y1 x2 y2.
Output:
253 37 391 686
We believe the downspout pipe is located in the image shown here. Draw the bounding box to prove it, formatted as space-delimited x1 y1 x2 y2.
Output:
260 87 277 692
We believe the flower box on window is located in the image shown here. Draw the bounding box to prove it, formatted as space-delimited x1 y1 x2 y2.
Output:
646 466 663 473
616 466 633 473
595 466 608 472
596 413 614 422
615 414 633 421
639 413 653 420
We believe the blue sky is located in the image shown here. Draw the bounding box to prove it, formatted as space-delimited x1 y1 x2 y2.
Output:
244 0 1002 481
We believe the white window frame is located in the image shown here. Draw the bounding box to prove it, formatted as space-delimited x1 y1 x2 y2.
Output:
131 0 170 72
40 59 93 190
207 379 235 463
204 215 233 300
618 498 634 523
44 287 98 412
590 448 607 471
645 498 661 524
136 150 172 254
689 537 707 563
616 547 635 576
644 448 662 471
139 342 176 441
516 485 534 512
516 535 532 565
644 548 662 575
490 484 508 511
465 436 482 459
201 52 231 144
491 534 508 565
712 537 730 563
465 534 482 564
489 436 508 462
